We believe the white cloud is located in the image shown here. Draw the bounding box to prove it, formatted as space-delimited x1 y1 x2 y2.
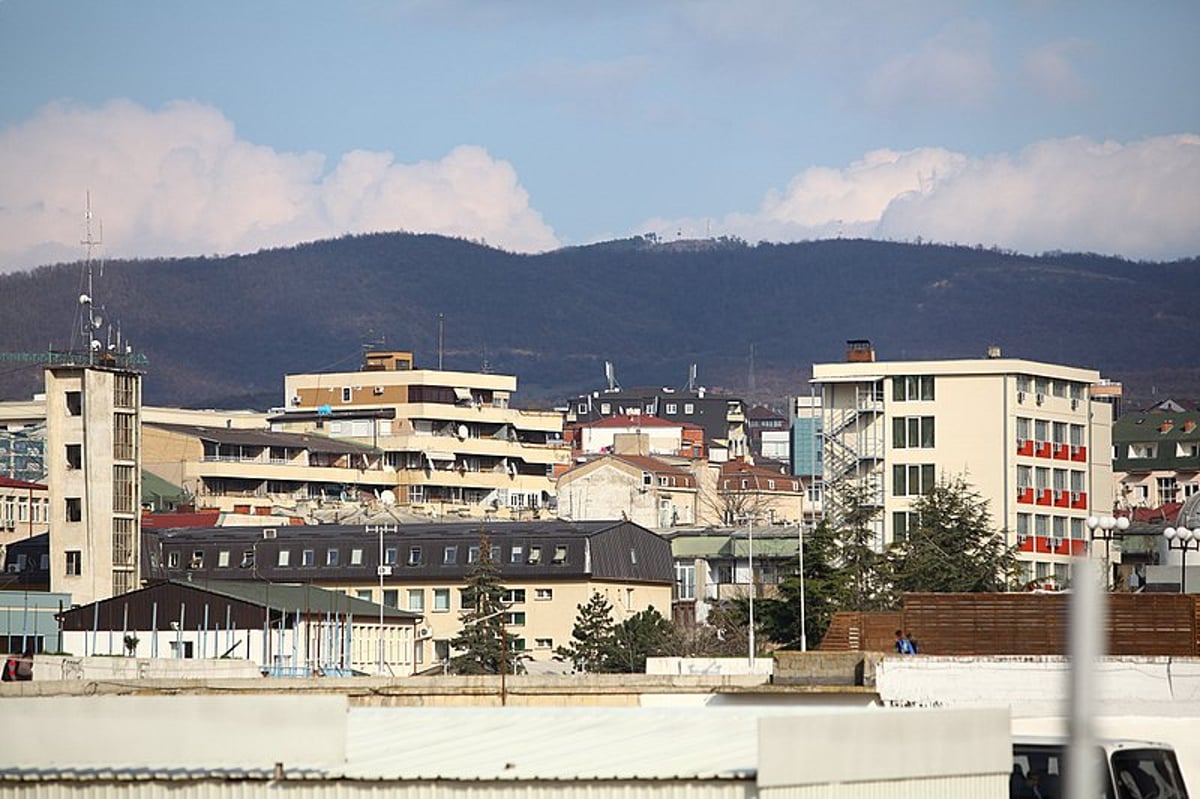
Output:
0 100 559 273
645 134 1200 261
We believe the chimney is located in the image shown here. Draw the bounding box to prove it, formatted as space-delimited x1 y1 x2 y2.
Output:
845 339 875 363
986 345 1002 359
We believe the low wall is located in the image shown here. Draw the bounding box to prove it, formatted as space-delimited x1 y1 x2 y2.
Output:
25 654 263 681
773 651 882 686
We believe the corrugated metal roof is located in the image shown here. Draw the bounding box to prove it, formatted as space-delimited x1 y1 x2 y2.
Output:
343 707 764 781
0 766 330 782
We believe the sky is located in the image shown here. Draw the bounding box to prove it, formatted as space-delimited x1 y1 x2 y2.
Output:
1 1 1198 273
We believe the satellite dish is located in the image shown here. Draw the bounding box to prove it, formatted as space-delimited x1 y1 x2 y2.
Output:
79 294 91 306
457 424 468 440
380 490 396 506
92 316 104 330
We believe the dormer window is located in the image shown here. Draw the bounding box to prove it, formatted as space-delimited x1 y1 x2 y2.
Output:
552 545 568 565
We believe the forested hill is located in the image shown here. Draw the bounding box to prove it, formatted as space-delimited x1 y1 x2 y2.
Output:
0 234 1197 410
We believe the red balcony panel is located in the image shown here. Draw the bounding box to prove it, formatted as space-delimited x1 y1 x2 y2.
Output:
1017 440 1035 457
1071 492 1088 509
1053 491 1071 508
1071 446 1087 462
1017 487 1035 504
1036 489 1053 506
1036 442 1052 458
1018 537 1034 552
1054 444 1070 460
1070 540 1088 556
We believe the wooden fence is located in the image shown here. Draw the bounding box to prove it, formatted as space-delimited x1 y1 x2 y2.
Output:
818 593 1200 656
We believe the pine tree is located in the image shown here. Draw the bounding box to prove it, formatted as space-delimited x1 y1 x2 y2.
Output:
837 484 894 610
449 528 520 674
554 591 617 672
888 475 1017 594
757 518 848 648
607 606 675 673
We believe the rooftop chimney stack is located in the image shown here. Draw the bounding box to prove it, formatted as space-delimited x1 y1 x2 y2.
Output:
845 339 876 363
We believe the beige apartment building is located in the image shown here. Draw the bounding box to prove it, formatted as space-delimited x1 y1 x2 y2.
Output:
273 351 569 519
813 343 1114 588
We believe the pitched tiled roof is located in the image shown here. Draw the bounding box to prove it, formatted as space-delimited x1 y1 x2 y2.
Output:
0 476 47 491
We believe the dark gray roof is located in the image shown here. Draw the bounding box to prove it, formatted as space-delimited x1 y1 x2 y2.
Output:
146 422 379 455
143 520 673 585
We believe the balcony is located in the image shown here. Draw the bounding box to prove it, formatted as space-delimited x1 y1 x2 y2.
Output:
1016 439 1034 457
1053 444 1070 460
1016 487 1035 504
1071 445 1087 463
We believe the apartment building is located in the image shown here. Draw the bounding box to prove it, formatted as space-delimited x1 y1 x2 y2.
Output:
556 453 700 529
0 476 49 545
812 342 1113 588
45 364 143 606
142 519 673 666
1113 403 1200 510
274 351 569 518
568 413 706 459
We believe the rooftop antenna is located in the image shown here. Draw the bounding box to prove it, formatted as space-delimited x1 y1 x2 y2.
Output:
604 360 619 392
748 343 757 392
481 345 491 374
437 313 445 370
79 191 104 365
687 363 697 392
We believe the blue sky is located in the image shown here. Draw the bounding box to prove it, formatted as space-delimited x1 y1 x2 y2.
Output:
1 1 1198 271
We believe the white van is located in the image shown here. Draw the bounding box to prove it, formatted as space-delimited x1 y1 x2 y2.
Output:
1012 736 1189 799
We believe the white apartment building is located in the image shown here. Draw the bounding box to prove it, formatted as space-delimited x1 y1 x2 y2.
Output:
813 343 1113 588
275 351 569 518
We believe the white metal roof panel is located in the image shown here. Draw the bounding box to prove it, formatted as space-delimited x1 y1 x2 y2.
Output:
344 707 766 781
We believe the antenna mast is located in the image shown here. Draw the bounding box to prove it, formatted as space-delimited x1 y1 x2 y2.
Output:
437 313 445 370
79 192 104 365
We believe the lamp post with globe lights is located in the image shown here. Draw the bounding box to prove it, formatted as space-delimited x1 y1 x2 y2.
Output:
1086 515 1130 589
1163 526 1200 594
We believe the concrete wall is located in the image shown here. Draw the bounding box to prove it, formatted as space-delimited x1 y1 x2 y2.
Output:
24 653 263 681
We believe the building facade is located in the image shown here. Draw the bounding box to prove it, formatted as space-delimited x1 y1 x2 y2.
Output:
1113 407 1200 510
143 520 674 666
556 453 700 529
275 351 569 519
813 345 1113 588
45 365 143 606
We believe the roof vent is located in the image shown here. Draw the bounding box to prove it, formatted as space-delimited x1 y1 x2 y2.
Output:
845 339 875 363
986 345 1002 359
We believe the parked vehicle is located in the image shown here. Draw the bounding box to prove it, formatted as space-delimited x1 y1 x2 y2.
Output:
1012 736 1188 799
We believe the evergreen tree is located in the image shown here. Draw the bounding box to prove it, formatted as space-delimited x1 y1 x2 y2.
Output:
888 475 1017 594
449 528 520 674
607 606 676 673
757 519 848 648
555 591 618 672
837 484 894 610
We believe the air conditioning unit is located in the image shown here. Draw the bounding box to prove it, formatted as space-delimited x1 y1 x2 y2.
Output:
262 528 277 539
417 626 433 639
1049 537 1062 550
5 564 19 573
1035 393 1045 406
1016 534 1028 545
373 386 385 396
1017 391 1026 403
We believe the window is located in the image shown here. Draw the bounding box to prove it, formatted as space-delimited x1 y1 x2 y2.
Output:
350 548 363 566
510 546 523 563
341 387 352 402
1036 467 1049 493
383 589 398 608
535 588 553 601
1017 465 1033 491
407 589 425 611
65 391 82 416
892 416 935 448
190 550 204 569
1016 513 1030 535
168 551 180 569
675 562 695 600
112 464 135 512
278 550 290 567
356 590 372 601
665 402 677 414
528 546 542 565
642 471 652 487
326 548 339 566
302 549 315 567
407 547 421 566
241 550 254 568
66 550 82 576
1158 477 1179 503
892 464 935 496
578 403 587 414
385 547 398 566
1053 421 1067 446
505 612 526 626
1052 380 1067 398
433 588 450 611
552 545 568 564
624 588 635 610
630 547 638 565
468 545 480 564
1053 516 1066 537
65 497 82 522
217 550 231 568
684 402 694 414
113 518 134 567
600 402 611 414
1070 518 1084 539
893 511 919 540
65 444 82 470
1035 515 1050 535
893 375 934 401
1016 417 1030 444
1017 375 1033 393
113 413 135 460
1034 420 1049 445
535 638 553 649
443 545 457 564
659 475 669 486
1070 424 1084 447
501 589 526 604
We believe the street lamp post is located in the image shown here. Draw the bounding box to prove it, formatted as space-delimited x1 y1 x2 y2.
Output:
1086 515 1130 589
746 513 755 669
1163 527 1200 594
796 522 807 652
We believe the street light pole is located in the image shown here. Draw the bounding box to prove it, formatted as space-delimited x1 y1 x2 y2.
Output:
1086 515 1130 589
797 521 807 652
1164 527 1200 594
746 513 755 669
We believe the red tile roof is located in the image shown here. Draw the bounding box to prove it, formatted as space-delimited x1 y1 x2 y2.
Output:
583 414 680 429
141 510 222 529
0 476 47 491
